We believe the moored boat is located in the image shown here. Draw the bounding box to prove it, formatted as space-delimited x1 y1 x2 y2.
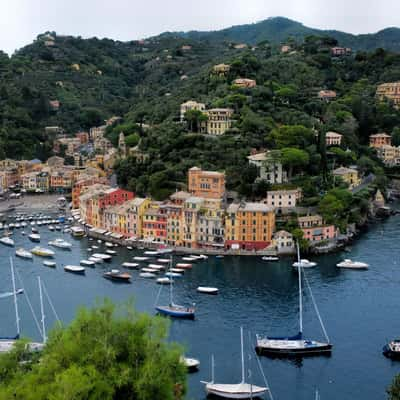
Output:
48 238 72 249
336 259 369 270
197 286 219 295
383 339 400 359
31 247 55 257
139 272 156 279
201 327 268 399
15 248 33 259
70 226 85 237
122 262 140 269
157 277 172 285
292 259 317 269
91 253 112 261
43 260 56 268
176 263 192 269
0 236 15 247
262 256 279 261
105 249 117 255
256 242 332 357
80 260 95 267
28 233 41 242
133 256 149 261
103 269 131 283
180 356 200 372
64 265 85 274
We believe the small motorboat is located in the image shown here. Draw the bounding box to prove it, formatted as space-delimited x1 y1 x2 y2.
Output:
49 238 72 249
71 226 85 237
31 247 55 257
156 258 170 264
170 268 185 274
48 225 55 231
180 356 200 372
262 256 279 261
383 339 400 359
80 260 95 267
176 263 192 269
182 256 197 262
92 253 112 261
165 271 183 278
144 250 159 256
148 263 165 271
92 245 99 249
97 239 102 243
127 246 133 250
21 230 26 236
197 286 219 295
88 257 103 264
103 269 131 283
142 267 160 274
43 260 56 268
336 259 369 270
31 227 38 233
105 250 117 255
15 248 33 259
105 242 114 248
64 265 85 275
28 233 41 242
0 236 15 247
157 277 172 285
134 256 149 261
292 259 317 268
139 272 156 279
122 262 140 269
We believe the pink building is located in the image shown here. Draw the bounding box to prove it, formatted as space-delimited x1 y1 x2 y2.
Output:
301 225 338 242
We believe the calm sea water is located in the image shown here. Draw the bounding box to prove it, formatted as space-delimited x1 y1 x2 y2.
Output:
1 210 400 400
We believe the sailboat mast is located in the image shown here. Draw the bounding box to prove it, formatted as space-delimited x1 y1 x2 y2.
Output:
240 326 245 384
38 276 46 343
10 257 20 337
169 255 173 305
211 354 215 383
297 242 303 334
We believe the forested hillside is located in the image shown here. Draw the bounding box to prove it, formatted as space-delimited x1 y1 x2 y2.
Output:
1 25 400 204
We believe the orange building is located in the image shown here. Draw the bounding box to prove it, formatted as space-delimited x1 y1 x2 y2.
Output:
369 133 392 148
72 176 109 209
188 167 225 199
225 202 275 251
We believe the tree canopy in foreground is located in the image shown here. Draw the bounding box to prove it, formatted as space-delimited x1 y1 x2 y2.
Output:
0 299 186 400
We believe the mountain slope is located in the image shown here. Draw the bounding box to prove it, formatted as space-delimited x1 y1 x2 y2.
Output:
167 17 400 52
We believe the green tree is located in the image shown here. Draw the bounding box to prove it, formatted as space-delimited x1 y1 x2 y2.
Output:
388 375 400 400
0 299 186 400
184 109 207 132
281 147 310 179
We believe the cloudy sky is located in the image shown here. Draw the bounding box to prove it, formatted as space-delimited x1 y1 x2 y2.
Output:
1 0 399 54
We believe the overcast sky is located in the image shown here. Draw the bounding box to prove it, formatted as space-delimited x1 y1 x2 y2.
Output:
1 0 399 54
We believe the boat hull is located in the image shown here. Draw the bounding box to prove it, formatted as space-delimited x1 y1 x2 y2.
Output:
255 339 332 357
383 345 400 360
204 383 268 399
155 306 195 319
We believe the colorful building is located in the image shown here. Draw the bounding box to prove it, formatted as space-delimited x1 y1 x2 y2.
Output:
369 133 392 148
376 82 400 108
298 215 338 243
180 100 206 122
203 108 234 135
126 197 151 239
264 188 302 213
188 167 225 199
333 167 361 189
225 202 275 251
142 202 167 243
247 150 287 184
325 131 343 146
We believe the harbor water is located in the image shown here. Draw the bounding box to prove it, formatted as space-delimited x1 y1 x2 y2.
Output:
1 210 400 399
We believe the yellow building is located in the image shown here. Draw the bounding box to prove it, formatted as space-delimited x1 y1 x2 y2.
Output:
333 167 361 189
180 100 206 122
142 201 167 243
182 197 204 248
225 202 275 251
212 63 231 76
203 108 234 135
376 82 400 108
127 197 151 239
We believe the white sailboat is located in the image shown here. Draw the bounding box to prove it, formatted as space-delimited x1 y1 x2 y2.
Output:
201 327 269 399
0 258 45 353
256 242 332 356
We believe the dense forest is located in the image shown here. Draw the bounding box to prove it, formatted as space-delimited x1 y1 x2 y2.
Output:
1 21 400 225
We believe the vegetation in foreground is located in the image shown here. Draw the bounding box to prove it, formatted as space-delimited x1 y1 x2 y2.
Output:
0 299 186 400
